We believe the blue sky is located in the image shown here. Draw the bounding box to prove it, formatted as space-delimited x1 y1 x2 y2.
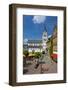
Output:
23 15 57 41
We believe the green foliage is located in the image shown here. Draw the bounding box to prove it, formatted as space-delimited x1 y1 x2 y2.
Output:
23 50 29 57
49 38 53 55
34 52 41 59
32 50 35 54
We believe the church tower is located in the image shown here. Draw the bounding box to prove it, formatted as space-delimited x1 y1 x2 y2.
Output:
42 29 48 53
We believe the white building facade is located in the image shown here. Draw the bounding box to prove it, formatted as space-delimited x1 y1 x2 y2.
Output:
27 40 42 52
23 31 48 53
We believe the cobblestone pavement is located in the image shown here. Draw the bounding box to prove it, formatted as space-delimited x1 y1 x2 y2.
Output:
23 54 57 75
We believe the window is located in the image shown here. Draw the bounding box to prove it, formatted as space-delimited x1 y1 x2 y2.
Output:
44 34 46 37
44 39 46 41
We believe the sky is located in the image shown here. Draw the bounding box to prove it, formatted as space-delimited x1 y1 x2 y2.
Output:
23 15 57 42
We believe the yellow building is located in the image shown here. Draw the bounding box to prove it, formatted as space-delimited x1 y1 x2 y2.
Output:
52 26 57 54
47 26 57 56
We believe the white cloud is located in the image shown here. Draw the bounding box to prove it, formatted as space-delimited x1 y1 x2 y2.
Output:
32 15 46 24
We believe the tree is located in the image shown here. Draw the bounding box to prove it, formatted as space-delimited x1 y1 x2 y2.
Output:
32 50 35 54
23 50 29 66
23 50 29 57
34 52 41 59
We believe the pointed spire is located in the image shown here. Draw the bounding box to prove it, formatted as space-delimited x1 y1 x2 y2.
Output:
43 23 47 33
44 25 47 32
